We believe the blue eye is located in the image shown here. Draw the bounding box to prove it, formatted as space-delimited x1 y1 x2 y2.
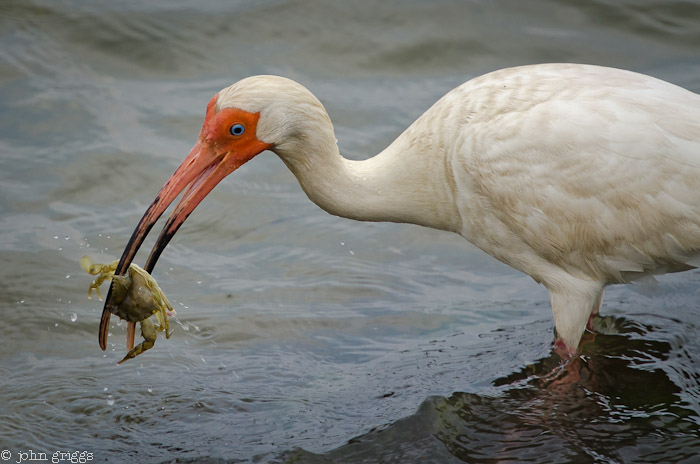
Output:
229 123 245 136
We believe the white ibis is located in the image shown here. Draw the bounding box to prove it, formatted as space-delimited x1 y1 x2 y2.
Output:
100 63 700 358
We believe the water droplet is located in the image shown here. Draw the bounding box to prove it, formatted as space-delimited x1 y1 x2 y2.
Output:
54 322 59 327
58 247 63 251
19 300 24 304
53 236 59 240
70 313 77 322
64 236 70 240
103 386 108 392
98 233 102 237
196 280 202 285
65 274 70 279
147 386 153 393
106 395 114 406
340 241 345 246
349 249 355 256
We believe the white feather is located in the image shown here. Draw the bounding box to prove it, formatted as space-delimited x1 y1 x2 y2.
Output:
216 64 700 354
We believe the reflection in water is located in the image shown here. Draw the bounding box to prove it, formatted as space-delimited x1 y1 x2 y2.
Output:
277 316 700 464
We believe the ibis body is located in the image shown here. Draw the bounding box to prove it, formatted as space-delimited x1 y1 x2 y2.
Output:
101 63 700 357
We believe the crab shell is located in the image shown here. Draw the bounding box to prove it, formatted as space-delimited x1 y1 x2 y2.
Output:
110 265 173 323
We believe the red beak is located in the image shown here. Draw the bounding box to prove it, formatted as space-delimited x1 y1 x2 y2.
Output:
99 100 270 351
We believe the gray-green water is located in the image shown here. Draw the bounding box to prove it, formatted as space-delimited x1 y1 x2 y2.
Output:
1 1 699 462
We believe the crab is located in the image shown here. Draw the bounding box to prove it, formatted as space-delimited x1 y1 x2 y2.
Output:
81 256 176 364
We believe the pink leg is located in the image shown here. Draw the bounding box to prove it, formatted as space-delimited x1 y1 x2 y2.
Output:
554 338 577 359
550 282 605 358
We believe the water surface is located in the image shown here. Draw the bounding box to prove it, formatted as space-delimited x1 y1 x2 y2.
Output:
1 1 699 462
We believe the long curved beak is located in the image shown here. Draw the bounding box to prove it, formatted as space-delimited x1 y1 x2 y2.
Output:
99 105 270 351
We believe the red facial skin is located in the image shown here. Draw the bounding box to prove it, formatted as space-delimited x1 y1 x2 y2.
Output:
99 95 271 353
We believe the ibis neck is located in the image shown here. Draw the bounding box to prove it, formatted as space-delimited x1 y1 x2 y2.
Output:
273 128 461 233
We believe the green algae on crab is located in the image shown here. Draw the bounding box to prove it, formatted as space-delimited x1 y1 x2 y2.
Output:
81 256 176 364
